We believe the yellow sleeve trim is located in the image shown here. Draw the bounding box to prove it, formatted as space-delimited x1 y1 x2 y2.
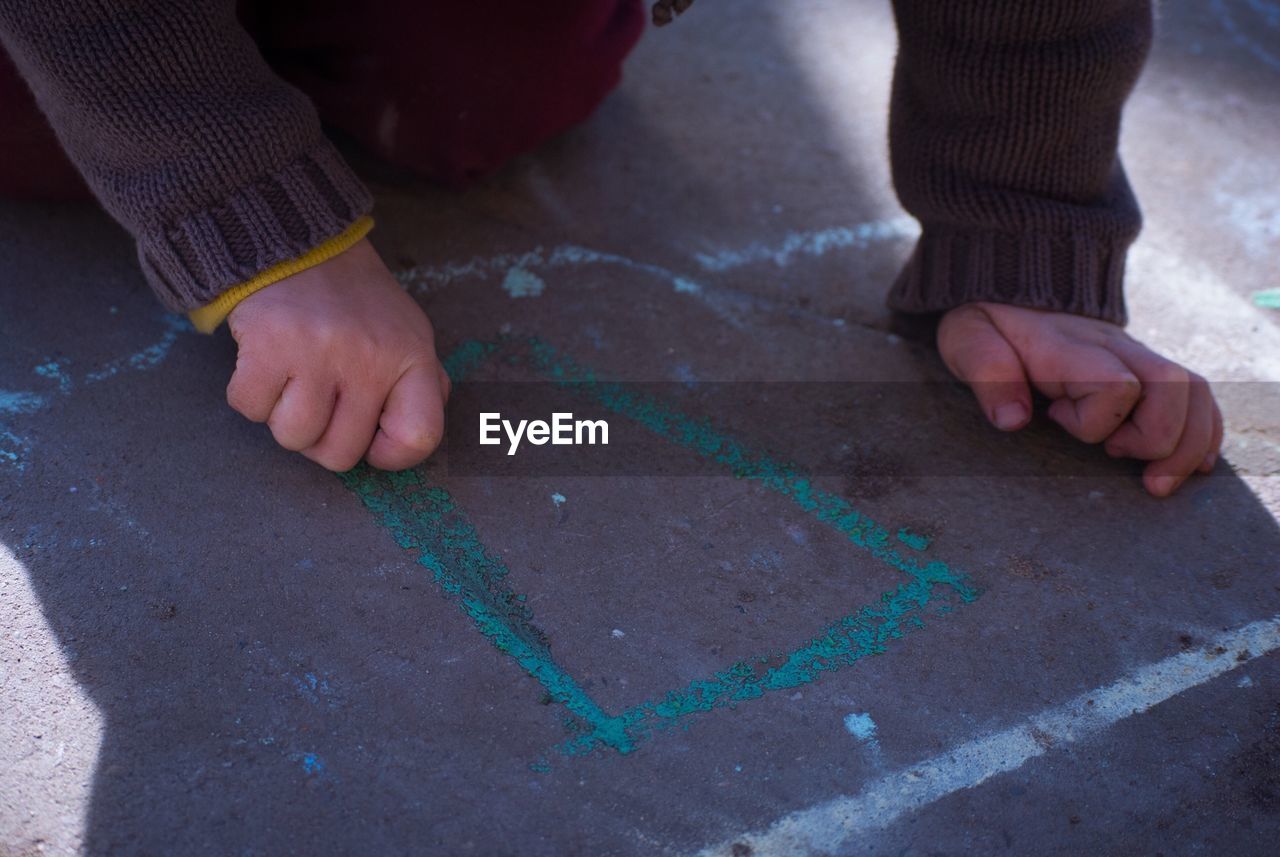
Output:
188 216 375 334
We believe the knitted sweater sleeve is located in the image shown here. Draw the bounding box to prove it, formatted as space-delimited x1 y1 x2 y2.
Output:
886 0 1153 325
0 0 372 312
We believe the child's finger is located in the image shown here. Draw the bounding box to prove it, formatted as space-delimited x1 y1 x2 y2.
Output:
226 359 287 423
438 364 452 405
367 362 447 471
1142 376 1216 497
1040 348 1142 443
1198 397 1224 474
1102 340 1192 461
267 377 336 452
301 387 383 472
936 306 1033 430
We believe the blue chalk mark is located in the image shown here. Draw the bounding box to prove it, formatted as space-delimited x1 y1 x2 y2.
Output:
84 315 191 383
674 277 702 294
341 337 979 762
294 752 326 776
2 315 192 470
34 360 72 394
0 392 42 471
287 669 334 706
897 528 931 551
1213 0 1280 72
0 391 45 415
1 429 30 470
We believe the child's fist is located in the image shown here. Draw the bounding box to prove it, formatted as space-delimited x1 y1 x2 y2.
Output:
224 239 448 472
937 302 1222 497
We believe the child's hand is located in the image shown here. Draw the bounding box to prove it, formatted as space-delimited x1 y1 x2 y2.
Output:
937 302 1222 497
224 239 448 472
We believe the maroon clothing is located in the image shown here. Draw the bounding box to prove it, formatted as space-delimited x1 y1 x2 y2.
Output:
0 1 1150 323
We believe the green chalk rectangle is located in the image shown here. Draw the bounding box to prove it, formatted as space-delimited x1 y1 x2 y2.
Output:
342 337 979 764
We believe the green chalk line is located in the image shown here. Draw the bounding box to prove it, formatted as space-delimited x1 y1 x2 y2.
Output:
1253 288 1280 310
341 465 633 751
522 338 974 599
340 336 980 760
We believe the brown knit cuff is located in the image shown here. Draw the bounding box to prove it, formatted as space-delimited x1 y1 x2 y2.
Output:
887 225 1131 326
135 144 374 312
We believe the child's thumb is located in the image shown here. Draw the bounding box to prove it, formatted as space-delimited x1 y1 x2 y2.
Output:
937 306 1033 432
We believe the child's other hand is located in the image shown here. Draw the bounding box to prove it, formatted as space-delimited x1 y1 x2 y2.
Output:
937 302 1222 497
225 239 448 472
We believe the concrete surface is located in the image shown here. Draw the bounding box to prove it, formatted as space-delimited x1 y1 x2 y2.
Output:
3 1 1280 854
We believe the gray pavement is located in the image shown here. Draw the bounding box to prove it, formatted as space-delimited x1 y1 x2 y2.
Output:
3 1 1280 855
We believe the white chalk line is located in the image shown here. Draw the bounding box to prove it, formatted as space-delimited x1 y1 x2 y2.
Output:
697 615 1280 857
394 217 918 331
694 216 918 273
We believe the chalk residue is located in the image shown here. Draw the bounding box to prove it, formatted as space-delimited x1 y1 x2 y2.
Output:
34 360 72 394
694 216 918 272
1 391 43 470
0 391 44 416
84 314 191 383
843 712 878 744
396 216 916 303
291 751 326 776
502 266 546 298
397 243 706 296
550 492 567 508
1 315 192 470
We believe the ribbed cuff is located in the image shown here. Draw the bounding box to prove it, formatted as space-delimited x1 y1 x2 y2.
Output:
136 144 374 312
188 216 374 334
887 225 1131 325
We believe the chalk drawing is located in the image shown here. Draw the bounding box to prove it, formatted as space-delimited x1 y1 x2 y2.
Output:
1212 0 1280 73
0 429 31 470
1 314 192 470
550 492 567 508
397 244 704 296
843 712 878 744
502 267 546 298
33 360 72 394
0 391 44 416
896 528 930 551
694 217 918 272
291 751 327 777
699 615 1280 856
287 670 337 708
341 336 977 764
393 215 914 329
83 314 191 383
0 393 43 470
